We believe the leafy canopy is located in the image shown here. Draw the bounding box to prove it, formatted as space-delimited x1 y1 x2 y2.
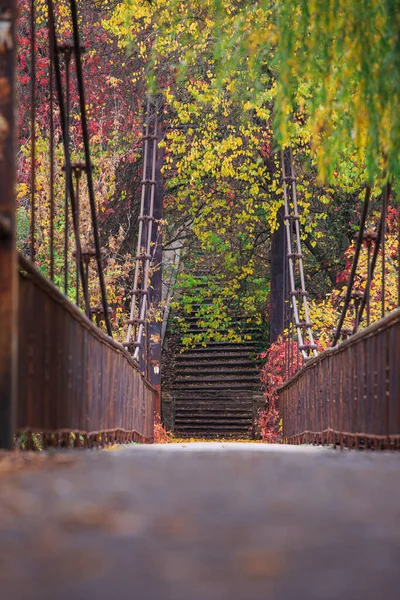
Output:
151 0 400 184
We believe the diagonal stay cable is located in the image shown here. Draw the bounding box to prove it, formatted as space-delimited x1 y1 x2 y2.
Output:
47 0 90 317
69 0 112 337
354 182 390 332
332 185 371 346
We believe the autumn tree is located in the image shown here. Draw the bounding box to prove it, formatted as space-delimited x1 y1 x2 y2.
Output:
106 0 390 348
17 0 148 338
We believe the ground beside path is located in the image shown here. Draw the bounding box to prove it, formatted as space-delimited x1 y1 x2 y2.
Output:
0 443 399 599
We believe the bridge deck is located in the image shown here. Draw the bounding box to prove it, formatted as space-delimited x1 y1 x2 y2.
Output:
0 443 399 599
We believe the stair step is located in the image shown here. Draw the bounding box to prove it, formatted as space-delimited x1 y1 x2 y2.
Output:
175 424 252 430
174 435 252 440
182 327 261 334
174 388 254 404
174 384 259 392
176 358 257 366
180 340 258 346
175 402 254 410
176 358 258 366
178 345 258 354
166 296 265 438
175 422 251 429
175 414 252 422
175 408 253 414
174 425 252 432
176 414 253 419
175 383 258 390
176 368 260 381
175 422 252 429
175 412 252 419
176 372 259 381
175 407 254 412
175 399 254 405
175 376 260 383
175 400 253 406
180 346 260 355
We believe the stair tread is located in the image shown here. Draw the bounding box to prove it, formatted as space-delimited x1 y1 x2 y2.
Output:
174 395 255 401
180 341 259 345
174 383 259 390
166 295 266 438
174 374 260 380
175 417 252 422
176 359 257 365
176 365 259 371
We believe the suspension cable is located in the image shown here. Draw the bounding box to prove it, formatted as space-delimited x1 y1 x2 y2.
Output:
355 183 391 332
47 0 90 316
69 0 112 337
332 185 371 346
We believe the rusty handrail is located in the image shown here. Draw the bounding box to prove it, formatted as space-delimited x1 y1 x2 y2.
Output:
17 255 157 448
278 308 400 448
279 308 400 392
19 254 156 394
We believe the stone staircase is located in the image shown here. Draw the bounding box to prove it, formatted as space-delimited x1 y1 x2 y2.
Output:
161 269 266 439
173 339 261 438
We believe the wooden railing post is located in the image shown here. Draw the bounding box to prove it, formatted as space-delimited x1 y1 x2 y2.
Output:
0 1 17 449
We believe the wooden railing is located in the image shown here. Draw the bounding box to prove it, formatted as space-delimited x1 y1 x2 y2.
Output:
17 257 156 448
278 309 400 449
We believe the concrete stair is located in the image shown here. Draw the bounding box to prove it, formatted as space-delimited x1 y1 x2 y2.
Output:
173 339 261 439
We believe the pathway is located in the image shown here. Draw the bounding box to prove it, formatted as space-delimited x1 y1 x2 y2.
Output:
0 443 399 599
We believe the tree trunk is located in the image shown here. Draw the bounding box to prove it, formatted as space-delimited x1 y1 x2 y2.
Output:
269 205 285 344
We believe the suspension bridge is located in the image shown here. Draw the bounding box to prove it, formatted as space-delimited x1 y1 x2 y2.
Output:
0 1 399 597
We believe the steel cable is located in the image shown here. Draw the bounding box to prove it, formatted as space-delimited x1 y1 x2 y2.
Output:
333 186 371 346
69 0 112 337
47 0 90 317
355 183 391 332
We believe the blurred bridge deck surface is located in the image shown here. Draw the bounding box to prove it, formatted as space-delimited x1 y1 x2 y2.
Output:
0 443 399 599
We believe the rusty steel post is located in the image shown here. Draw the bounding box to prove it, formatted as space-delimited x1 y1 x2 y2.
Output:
148 102 163 416
0 1 17 449
138 99 152 375
48 11 55 281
